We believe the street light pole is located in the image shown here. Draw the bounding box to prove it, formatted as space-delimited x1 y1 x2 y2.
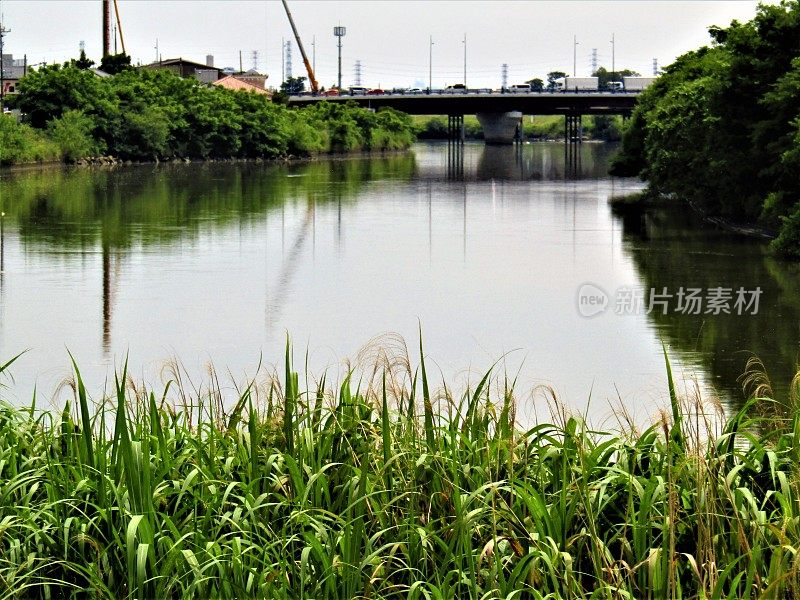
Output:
429 35 433 93
334 26 346 90
573 35 579 77
611 33 616 82
463 33 467 88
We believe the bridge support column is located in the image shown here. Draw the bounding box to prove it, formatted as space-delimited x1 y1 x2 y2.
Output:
476 111 523 145
447 114 465 180
564 113 582 145
564 113 582 178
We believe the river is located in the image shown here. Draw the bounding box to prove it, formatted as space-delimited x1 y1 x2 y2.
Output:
0 142 797 424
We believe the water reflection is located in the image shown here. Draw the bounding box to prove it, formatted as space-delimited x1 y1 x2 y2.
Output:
617 204 800 407
0 143 796 419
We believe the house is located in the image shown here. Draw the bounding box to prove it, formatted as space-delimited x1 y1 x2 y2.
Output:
1 54 27 96
212 74 272 96
143 57 222 83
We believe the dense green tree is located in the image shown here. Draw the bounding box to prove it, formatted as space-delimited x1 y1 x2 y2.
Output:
7 60 415 164
99 53 133 75
546 71 567 90
280 76 306 95
74 50 94 70
591 66 640 89
525 78 544 91
611 0 800 257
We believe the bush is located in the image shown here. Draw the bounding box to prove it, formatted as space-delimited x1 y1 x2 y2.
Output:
772 203 800 259
0 114 60 165
46 110 102 162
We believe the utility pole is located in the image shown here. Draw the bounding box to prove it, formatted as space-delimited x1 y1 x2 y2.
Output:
334 26 345 90
239 50 243 73
573 35 579 77
0 19 8 113
428 35 433 93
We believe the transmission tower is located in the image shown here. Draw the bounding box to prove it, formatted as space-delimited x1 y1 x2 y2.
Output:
251 50 258 72
354 59 362 86
653 58 658 76
591 48 598 74
285 40 292 78
501 63 508 90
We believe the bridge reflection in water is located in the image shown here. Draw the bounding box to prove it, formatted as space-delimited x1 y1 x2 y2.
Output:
438 141 608 182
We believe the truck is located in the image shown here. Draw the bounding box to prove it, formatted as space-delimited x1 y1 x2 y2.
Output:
623 77 656 92
563 77 599 92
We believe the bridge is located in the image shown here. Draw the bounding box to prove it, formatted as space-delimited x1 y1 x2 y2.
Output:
287 92 639 144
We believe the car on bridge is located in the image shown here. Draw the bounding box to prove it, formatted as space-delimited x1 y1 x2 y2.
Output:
321 88 340 97
444 84 467 94
366 88 385 95
349 86 368 96
405 88 424 95
508 83 531 93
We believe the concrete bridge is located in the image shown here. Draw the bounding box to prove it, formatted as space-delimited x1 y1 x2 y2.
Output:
287 92 639 144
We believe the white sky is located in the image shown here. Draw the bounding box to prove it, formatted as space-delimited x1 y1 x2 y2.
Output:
0 1 769 88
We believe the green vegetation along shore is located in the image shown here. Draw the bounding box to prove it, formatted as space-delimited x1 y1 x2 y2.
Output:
2 345 800 598
414 114 623 142
0 64 415 166
611 1 800 258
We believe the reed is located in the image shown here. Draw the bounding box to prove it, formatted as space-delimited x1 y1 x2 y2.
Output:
0 343 799 599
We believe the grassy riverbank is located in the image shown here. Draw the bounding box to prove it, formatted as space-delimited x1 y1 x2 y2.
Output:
2 346 800 598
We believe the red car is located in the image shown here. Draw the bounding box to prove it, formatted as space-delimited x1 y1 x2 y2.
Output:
321 88 340 97
366 88 385 95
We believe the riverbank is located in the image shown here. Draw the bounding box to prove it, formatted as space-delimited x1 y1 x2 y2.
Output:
1 348 798 599
2 65 417 167
610 2 800 258
610 190 778 241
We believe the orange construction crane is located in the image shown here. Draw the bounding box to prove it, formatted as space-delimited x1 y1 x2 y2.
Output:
281 0 319 94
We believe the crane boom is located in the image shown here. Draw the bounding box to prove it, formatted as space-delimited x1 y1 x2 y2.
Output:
281 0 319 94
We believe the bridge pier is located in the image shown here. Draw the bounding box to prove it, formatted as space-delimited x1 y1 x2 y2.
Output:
564 113 582 179
447 114 465 180
476 111 523 145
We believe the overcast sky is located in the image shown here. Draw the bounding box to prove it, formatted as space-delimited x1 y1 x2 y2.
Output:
0 1 770 88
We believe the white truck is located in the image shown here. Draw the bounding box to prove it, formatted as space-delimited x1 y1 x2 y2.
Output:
562 77 599 92
623 77 656 91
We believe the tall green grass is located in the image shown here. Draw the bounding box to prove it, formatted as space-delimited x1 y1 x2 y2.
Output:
1 344 799 598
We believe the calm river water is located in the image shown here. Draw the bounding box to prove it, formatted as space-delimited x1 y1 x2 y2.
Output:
1 142 798 423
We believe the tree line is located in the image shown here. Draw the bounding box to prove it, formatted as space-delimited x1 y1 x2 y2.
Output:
611 1 800 258
1 58 415 165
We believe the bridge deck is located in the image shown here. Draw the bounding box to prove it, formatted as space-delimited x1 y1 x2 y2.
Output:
287 92 637 116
